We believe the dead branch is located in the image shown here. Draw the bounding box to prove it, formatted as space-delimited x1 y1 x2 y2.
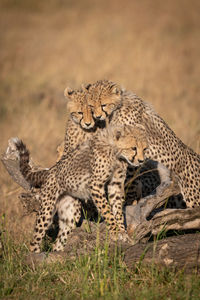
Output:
131 207 200 243
125 174 181 233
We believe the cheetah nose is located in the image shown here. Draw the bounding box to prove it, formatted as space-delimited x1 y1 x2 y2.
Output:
138 159 144 164
95 115 102 120
85 122 91 127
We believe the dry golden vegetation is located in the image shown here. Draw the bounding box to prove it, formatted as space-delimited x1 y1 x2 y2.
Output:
0 1 200 299
0 0 200 242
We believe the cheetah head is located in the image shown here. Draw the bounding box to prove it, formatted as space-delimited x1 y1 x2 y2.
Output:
112 125 148 167
83 80 122 121
64 87 95 130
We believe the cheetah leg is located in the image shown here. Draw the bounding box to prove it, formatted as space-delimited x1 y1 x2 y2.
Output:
107 166 126 232
90 179 125 242
30 201 56 253
107 166 133 243
53 196 81 251
30 184 59 253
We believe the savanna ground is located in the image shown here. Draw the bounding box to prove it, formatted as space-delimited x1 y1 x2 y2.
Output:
0 0 200 299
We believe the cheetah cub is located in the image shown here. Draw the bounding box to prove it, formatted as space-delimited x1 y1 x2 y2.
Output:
16 83 121 189
17 87 97 188
14 124 147 252
85 79 200 207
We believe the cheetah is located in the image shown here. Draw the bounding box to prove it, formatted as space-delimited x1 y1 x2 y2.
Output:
17 84 122 230
13 124 148 252
83 80 122 121
62 86 95 155
63 82 121 154
85 80 200 208
19 84 121 188
17 81 184 213
18 87 96 188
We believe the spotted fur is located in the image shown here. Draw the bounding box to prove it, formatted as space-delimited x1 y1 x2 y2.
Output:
13 124 147 252
86 80 200 207
63 87 96 156
16 87 98 188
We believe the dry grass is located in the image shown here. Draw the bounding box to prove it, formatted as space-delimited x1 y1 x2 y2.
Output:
0 1 200 298
0 0 199 244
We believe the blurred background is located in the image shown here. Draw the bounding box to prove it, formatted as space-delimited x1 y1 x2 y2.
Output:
0 0 199 238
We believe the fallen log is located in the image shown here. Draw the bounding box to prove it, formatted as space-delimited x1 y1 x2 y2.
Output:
24 222 200 273
131 207 200 243
124 233 200 272
125 174 181 232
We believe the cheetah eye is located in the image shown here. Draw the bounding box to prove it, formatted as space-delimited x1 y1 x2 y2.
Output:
109 104 116 109
143 147 148 152
101 104 107 108
88 105 94 111
77 112 83 115
132 147 137 151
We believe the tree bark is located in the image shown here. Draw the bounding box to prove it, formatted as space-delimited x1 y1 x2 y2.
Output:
124 233 200 272
130 207 200 243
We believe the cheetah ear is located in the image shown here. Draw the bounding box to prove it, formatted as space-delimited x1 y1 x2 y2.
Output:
64 87 74 99
110 84 121 95
81 83 92 91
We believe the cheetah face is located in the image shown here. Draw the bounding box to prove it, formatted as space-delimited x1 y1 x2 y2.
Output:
119 141 148 167
112 125 148 167
64 87 95 130
84 80 122 121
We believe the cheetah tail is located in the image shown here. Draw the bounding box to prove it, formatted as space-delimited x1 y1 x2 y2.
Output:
13 138 48 188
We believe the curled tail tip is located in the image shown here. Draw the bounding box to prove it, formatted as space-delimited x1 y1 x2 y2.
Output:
9 137 23 148
9 137 20 143
7 137 21 150
9 137 30 158
5 137 26 156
